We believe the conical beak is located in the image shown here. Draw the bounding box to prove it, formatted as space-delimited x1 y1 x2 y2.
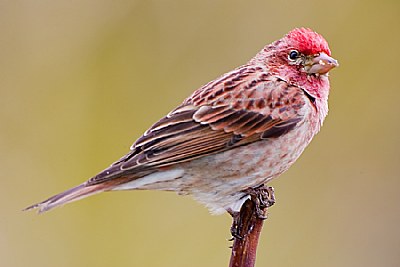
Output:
306 52 339 75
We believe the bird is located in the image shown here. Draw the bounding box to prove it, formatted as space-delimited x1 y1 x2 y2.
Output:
25 28 338 215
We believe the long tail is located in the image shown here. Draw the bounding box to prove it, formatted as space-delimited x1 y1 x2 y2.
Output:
24 183 112 213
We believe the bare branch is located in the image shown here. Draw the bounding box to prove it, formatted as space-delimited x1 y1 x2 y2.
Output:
229 185 275 267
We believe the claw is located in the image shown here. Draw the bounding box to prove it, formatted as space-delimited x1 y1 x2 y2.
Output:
229 209 244 239
245 184 275 219
228 185 276 241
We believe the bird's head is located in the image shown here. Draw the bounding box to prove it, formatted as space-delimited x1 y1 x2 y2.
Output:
283 28 338 76
253 28 338 98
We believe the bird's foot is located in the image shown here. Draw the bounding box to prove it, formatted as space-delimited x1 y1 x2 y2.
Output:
228 185 276 239
227 209 242 240
246 184 275 219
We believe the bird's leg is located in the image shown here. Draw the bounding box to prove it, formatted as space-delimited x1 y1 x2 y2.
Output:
247 185 276 219
227 208 242 240
228 185 276 239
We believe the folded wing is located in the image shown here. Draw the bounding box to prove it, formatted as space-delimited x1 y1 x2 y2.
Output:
87 66 308 186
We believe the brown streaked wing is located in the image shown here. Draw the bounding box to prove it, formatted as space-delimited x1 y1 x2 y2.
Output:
86 67 307 186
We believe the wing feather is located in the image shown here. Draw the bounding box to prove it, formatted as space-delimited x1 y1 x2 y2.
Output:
86 66 309 186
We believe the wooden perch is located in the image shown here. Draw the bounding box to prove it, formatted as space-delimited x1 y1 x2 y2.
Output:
228 185 275 267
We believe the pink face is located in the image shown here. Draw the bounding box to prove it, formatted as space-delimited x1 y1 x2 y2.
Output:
279 28 338 77
260 28 339 98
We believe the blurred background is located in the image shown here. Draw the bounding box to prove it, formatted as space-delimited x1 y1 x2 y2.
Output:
1 1 399 266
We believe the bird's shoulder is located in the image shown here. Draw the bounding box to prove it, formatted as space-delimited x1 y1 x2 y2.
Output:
183 64 311 123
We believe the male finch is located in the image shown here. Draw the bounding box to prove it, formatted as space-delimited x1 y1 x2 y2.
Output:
26 28 338 214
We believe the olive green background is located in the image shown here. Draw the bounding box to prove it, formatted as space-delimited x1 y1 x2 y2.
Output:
2 1 399 267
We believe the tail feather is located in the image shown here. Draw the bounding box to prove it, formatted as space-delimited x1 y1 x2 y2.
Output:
24 183 109 213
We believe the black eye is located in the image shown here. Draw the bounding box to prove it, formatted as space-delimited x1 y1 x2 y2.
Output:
288 50 299 60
